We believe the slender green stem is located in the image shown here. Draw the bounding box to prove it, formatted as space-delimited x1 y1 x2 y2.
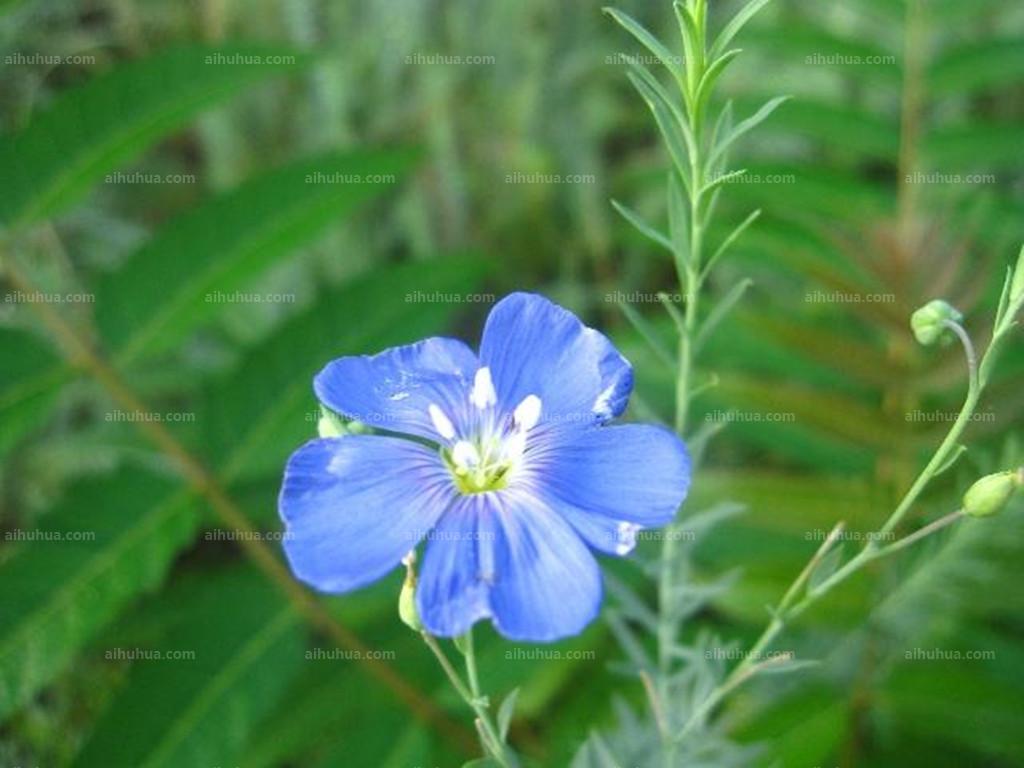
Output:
422 631 513 767
676 317 1000 740
878 320 978 539
661 8 708 766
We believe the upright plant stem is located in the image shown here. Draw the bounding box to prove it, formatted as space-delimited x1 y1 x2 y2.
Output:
660 5 707 762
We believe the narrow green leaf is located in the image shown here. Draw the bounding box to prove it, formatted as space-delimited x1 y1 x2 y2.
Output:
710 0 773 60
96 149 417 361
604 7 684 84
0 44 309 226
605 611 652 672
708 100 735 174
618 301 674 369
672 1 702 90
699 168 748 196
754 657 822 677
709 96 789 170
807 544 844 592
693 48 742 126
626 67 694 197
610 199 672 253
497 687 520 741
703 209 761 279
696 278 754 351
667 172 690 271
934 445 967 477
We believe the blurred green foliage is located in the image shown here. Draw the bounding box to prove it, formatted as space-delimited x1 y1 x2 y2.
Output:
0 0 1022 766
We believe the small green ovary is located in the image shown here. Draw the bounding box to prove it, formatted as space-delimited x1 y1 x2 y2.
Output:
442 444 514 494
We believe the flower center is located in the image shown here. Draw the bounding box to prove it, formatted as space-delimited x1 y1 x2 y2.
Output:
429 367 541 495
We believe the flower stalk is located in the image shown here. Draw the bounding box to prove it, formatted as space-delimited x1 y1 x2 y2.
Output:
676 295 1024 738
421 628 515 767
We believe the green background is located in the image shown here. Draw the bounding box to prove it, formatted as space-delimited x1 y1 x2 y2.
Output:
1 0 1022 766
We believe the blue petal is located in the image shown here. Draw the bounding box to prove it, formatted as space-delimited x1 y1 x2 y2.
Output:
279 436 454 593
529 425 691 553
314 337 479 441
479 293 633 428
415 495 495 637
417 489 603 642
488 489 603 642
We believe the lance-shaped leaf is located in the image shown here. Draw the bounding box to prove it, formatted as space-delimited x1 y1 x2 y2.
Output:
604 7 684 85
708 96 790 170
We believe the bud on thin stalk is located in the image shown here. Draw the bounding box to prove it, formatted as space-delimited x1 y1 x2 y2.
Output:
963 469 1023 518
910 299 963 346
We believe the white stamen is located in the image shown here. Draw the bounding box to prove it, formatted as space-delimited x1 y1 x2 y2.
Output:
428 403 456 440
513 394 542 432
615 522 641 556
470 367 497 409
452 440 481 469
502 430 527 463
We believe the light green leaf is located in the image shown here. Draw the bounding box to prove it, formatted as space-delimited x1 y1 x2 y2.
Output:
696 278 753 351
709 96 789 170
703 208 761 278
710 0 773 60
667 172 690 270
626 65 694 196
498 687 520 741
693 48 742 126
610 199 672 253
604 7 684 84
807 544 844 593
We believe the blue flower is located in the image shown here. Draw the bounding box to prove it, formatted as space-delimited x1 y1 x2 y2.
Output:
279 292 691 642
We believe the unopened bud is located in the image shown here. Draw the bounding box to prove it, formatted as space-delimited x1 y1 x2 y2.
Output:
398 551 422 631
963 469 1022 518
317 406 347 438
911 300 962 346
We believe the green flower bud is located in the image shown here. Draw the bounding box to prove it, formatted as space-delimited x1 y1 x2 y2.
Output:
317 406 347 438
911 300 963 346
963 469 1023 518
398 552 422 632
